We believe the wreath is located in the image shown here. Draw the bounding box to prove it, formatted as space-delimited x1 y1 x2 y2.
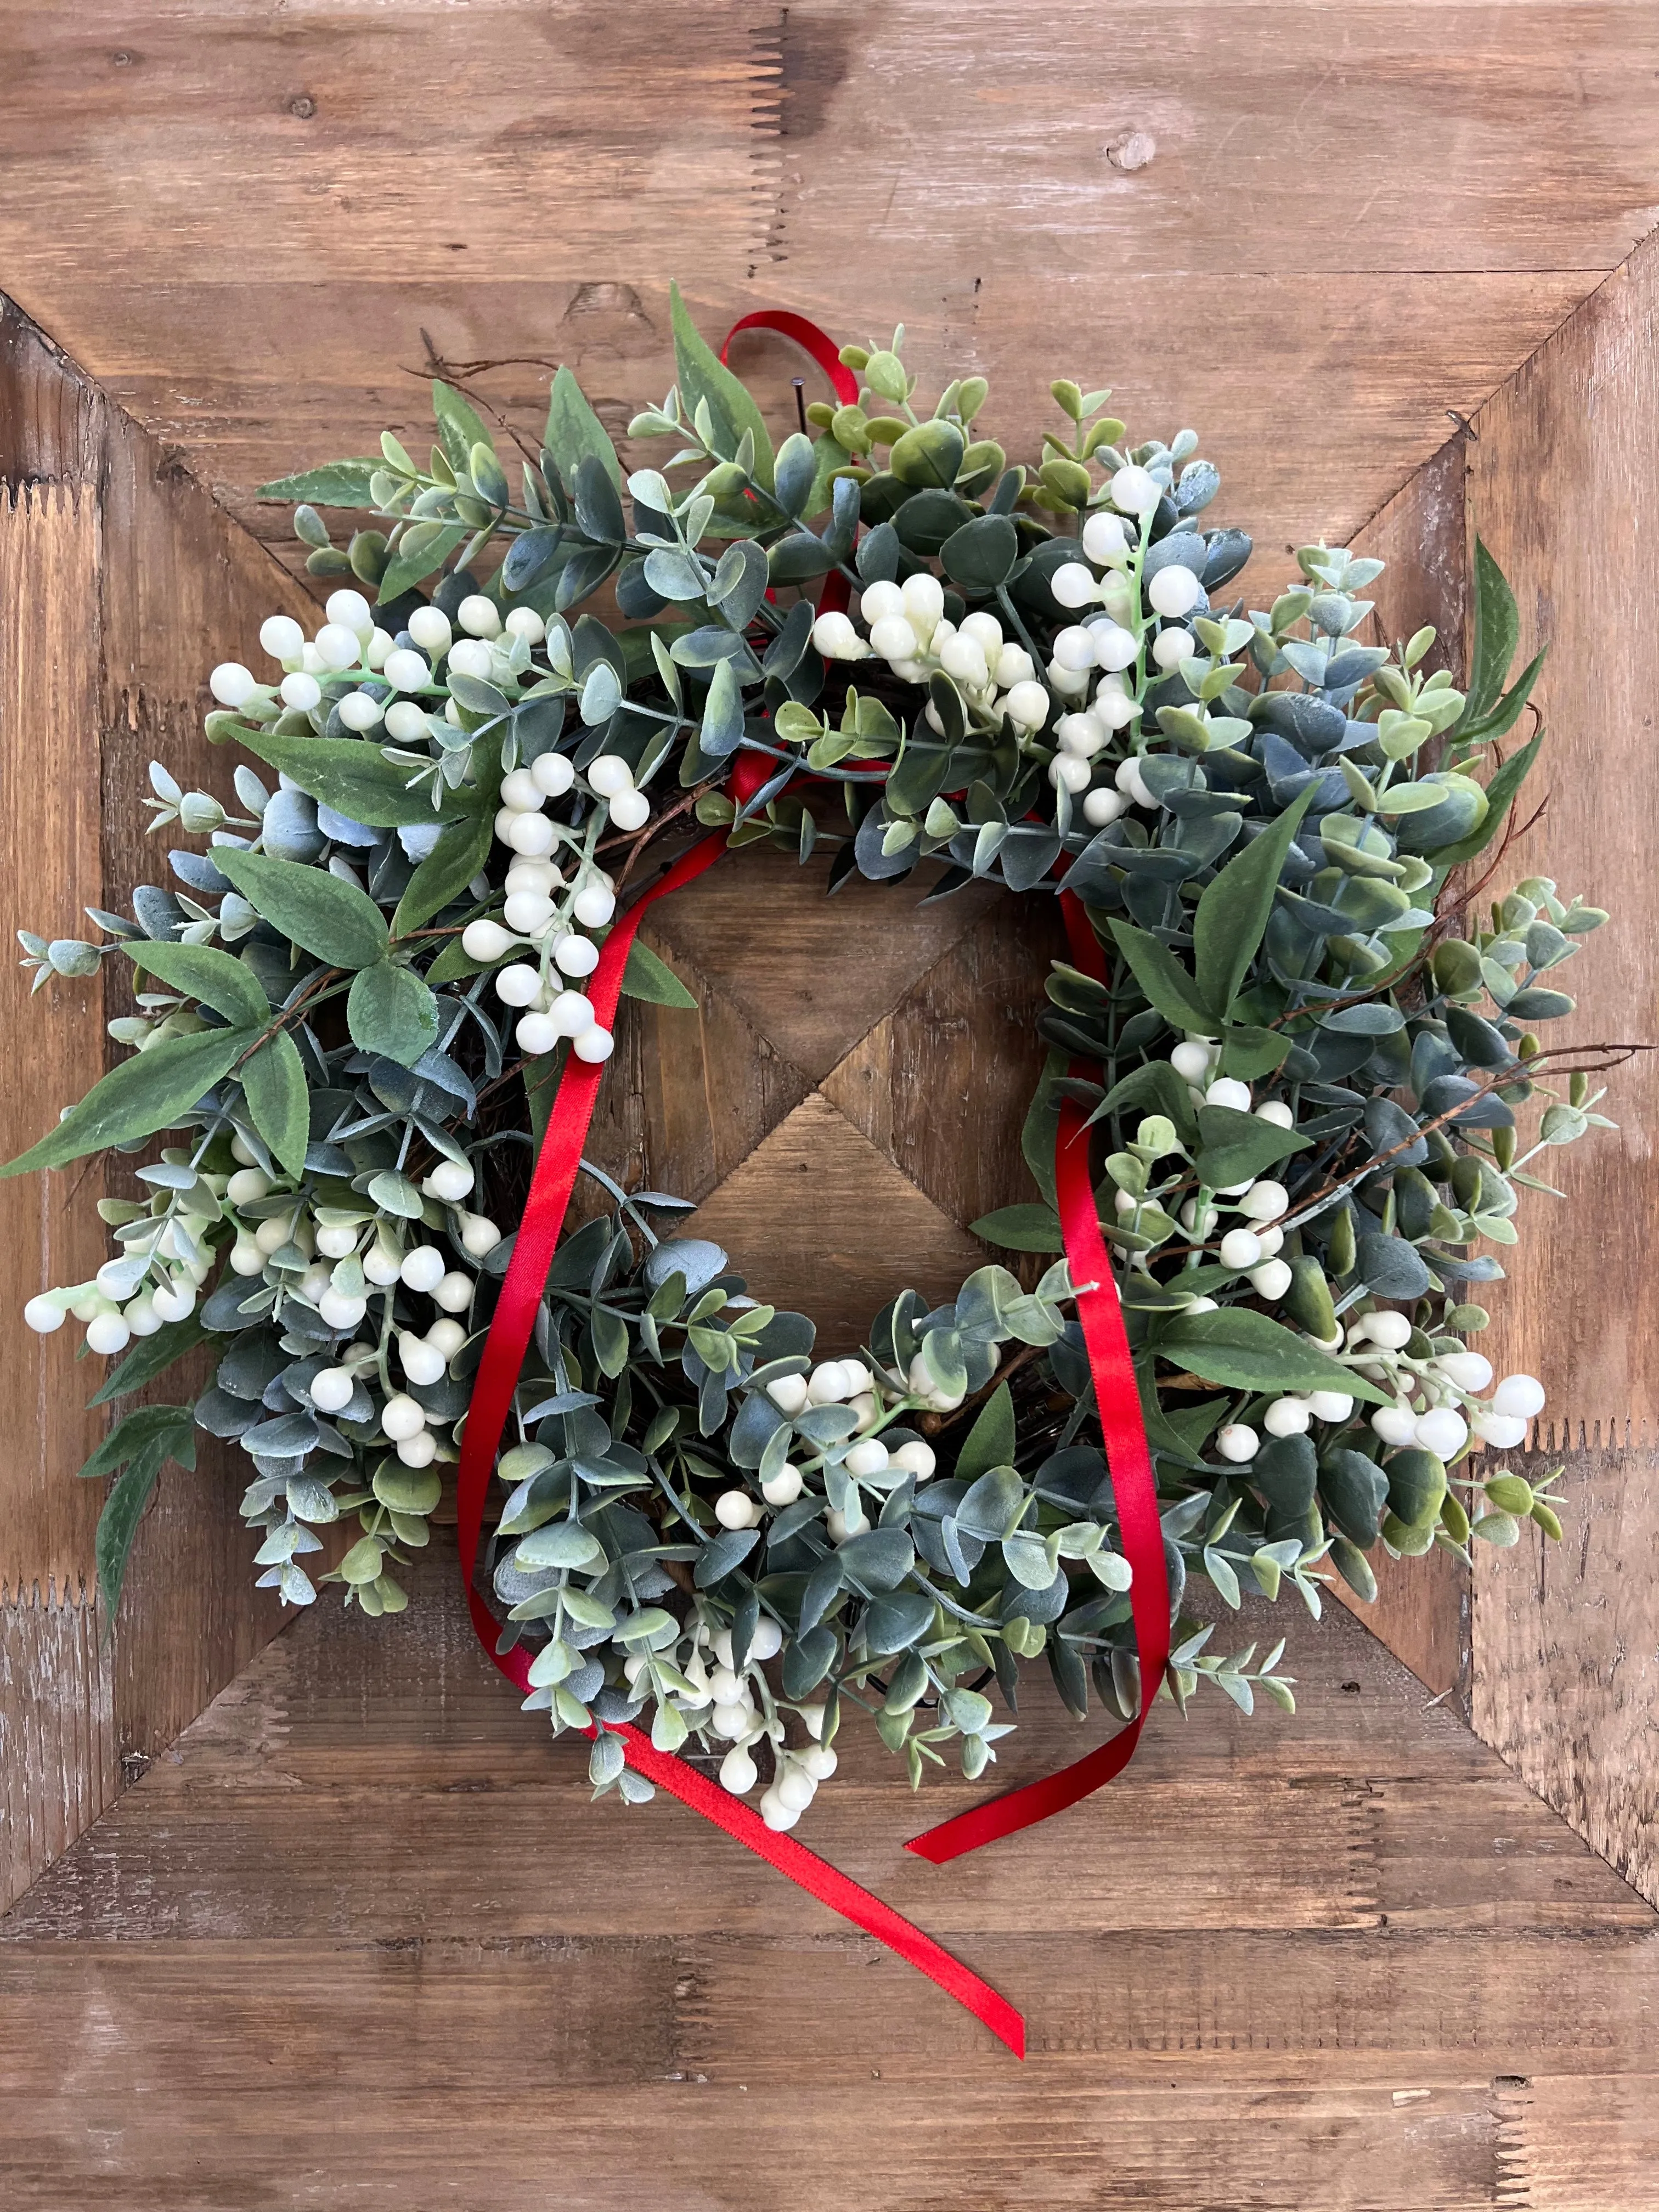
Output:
10 290 1614 1865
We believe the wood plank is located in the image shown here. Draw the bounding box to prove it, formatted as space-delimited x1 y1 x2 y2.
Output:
685 1091 990 1342
3 1560 1655 2207
1462 230 1659 1436
1 5 1655 574
0 295 311 1908
0 482 109 1599
820 891 1066 1244
1452 224 1659 1911
1472 1436 1659 1909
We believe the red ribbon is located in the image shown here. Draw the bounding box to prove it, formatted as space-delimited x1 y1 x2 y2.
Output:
455 749 1023 2058
454 310 1167 2055
902 891 1170 1862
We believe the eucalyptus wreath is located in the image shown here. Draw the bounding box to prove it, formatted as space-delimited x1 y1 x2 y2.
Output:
10 287 1617 1836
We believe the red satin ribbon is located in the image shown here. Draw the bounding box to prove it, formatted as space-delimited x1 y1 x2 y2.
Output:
455 309 1167 2053
902 891 1171 1862
455 315 1023 2056
455 749 1023 2058
722 309 861 409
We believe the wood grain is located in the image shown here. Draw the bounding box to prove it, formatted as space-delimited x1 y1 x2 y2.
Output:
687 1091 990 1345
1435 228 1659 1911
2 1554 1654 2207
1 5 1655 584
0 483 109 1599
0 296 309 1907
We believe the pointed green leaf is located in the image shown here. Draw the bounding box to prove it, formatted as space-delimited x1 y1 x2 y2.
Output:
256 461 380 507
126 940 270 1028
241 1031 312 1178
669 281 775 490
1461 647 1544 745
544 364 623 490
347 960 441 1065
1106 919 1217 1035
1460 537 1520 727
1 1025 255 1178
84 1403 198 1628
620 939 697 1009
393 809 493 936
88 1318 210 1408
699 656 746 759
955 1381 1016 1485
1190 1103 1310 1190
432 380 496 474
1192 784 1316 1019
968 1203 1065 1253
1157 1306 1387 1403
212 849 388 970
232 729 468 829
376 523 467 606
1430 726 1547 869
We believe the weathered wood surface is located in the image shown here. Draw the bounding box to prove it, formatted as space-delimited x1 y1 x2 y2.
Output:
1449 227 1659 1908
0 300 310 1909
2 1556 1654 2208
1 4 1656 571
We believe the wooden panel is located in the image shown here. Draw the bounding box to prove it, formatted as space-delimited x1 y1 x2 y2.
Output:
0 296 312 1909
0 483 108 1599
687 1092 989 1344
1463 228 1659 1436
3 1556 1654 2207
1 5 1656 575
1473 1433 1659 1909
0 1588 114 1915
1448 226 1659 1911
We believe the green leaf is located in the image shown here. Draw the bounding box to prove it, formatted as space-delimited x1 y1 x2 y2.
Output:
1190 1103 1310 1190
1157 1307 1387 1403
1217 1025 1294 1081
1106 919 1217 1035
233 729 467 830
256 461 380 507
432 380 496 475
126 940 270 1028
699 655 746 759
941 512 1019 591
1460 537 1520 727
82 1403 198 1628
212 849 388 970
621 939 697 1009
544 364 623 491
88 1318 209 1408
425 937 488 989
969 1203 1065 1254
1 1025 254 1178
1096 1060 1199 1142
1430 726 1547 870
376 523 467 606
1192 785 1316 1020
241 1032 311 1178
1462 646 1544 745
669 281 775 490
393 809 493 936
955 1381 1015 1483
347 960 441 1065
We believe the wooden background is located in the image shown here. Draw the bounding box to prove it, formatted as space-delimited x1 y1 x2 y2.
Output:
2 3 1658 2203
